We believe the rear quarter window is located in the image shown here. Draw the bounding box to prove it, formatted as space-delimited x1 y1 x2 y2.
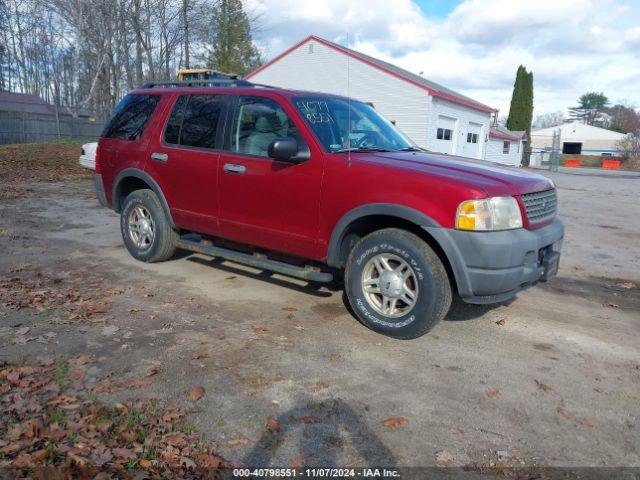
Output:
163 94 223 149
101 94 160 140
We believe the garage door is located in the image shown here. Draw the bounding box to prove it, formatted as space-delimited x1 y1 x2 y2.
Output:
465 122 482 159
434 115 456 154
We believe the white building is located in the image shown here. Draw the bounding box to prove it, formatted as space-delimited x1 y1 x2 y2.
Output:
531 122 626 157
247 36 523 165
486 126 527 166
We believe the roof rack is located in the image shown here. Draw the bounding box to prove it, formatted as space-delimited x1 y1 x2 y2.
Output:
140 79 255 89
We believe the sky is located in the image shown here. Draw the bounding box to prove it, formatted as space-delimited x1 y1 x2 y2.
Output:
246 0 640 117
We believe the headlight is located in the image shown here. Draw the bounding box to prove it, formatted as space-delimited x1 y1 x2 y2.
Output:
456 196 523 231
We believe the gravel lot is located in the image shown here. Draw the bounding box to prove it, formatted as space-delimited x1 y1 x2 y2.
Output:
1 167 639 473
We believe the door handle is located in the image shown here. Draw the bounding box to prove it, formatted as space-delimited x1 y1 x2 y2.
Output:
151 152 169 163
223 163 246 175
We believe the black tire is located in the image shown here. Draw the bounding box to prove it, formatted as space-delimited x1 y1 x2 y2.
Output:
344 228 452 339
120 189 178 263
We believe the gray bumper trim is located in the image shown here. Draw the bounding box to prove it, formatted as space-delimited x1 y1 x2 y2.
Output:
424 218 564 303
94 173 109 208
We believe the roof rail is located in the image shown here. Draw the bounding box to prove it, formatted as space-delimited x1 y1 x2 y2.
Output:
140 79 254 89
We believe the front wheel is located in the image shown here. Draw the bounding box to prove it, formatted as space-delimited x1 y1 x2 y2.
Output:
344 228 452 339
120 189 178 263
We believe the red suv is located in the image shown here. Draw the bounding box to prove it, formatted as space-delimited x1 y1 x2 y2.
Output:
94 80 563 339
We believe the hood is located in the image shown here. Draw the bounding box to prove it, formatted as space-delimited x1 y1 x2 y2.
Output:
358 151 553 196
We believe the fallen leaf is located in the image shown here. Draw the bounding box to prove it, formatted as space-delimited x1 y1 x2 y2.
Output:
112 447 137 460
74 354 92 366
614 281 636 289
12 453 34 468
383 417 408 429
272 374 286 382
164 433 188 448
308 382 328 393
557 406 572 419
289 457 305 468
227 438 250 446
495 318 506 326
605 303 619 308
435 450 454 464
146 367 159 377
267 416 280 435
322 314 334 321
128 308 143 313
26 418 43 439
580 418 599 428
0 444 22 455
126 378 152 389
186 386 205 401
298 416 320 424
139 459 152 468
486 388 502 398
180 456 197 469
162 407 183 424
196 453 223 468
282 307 298 312
251 326 269 334
535 380 555 394
329 352 341 362
192 353 210 360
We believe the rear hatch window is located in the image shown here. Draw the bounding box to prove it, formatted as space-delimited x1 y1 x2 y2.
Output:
101 94 160 140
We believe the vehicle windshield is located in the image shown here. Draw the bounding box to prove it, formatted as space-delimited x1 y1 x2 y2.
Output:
293 96 417 152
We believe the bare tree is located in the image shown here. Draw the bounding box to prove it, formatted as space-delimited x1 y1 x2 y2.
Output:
617 130 640 161
1 0 262 118
533 111 565 129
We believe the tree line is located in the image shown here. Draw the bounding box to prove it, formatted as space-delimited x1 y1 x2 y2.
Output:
0 0 262 119
534 92 640 134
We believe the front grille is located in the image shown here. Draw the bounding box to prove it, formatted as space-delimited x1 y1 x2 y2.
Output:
521 189 557 223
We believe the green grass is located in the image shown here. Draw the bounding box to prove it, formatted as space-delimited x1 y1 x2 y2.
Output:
53 358 69 382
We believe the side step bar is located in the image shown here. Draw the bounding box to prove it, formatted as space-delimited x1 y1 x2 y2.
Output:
176 234 333 283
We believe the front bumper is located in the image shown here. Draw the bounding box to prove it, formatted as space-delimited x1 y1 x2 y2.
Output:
424 217 564 304
94 173 109 208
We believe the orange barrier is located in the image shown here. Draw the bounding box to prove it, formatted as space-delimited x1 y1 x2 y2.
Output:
602 159 621 169
564 158 581 167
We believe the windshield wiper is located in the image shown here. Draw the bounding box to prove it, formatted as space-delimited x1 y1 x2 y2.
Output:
334 146 391 153
398 146 427 152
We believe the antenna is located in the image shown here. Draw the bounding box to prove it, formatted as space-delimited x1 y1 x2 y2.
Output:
347 31 351 168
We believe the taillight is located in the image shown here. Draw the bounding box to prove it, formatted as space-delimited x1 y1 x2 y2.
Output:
94 146 102 174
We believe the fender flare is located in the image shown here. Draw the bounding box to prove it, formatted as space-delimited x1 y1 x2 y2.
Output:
326 203 441 268
112 168 176 228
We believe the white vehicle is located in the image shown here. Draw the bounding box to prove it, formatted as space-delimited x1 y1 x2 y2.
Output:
79 142 97 170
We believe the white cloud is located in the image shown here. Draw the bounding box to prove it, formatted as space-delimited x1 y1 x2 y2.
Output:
250 0 640 114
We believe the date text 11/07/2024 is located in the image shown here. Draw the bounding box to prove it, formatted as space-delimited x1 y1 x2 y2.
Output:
232 468 401 478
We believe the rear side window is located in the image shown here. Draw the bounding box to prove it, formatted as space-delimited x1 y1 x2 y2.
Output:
102 94 160 140
164 94 223 149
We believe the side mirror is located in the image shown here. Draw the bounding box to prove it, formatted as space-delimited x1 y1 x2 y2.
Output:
268 137 299 163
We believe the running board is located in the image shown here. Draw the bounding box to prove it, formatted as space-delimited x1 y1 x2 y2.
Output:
176 234 333 283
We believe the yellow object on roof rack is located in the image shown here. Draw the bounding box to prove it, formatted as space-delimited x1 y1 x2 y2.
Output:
177 69 238 81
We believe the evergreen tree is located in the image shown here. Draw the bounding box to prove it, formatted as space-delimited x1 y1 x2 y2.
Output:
506 65 534 166
569 92 609 126
206 0 262 76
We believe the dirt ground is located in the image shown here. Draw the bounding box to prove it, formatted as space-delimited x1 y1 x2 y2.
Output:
1 161 639 474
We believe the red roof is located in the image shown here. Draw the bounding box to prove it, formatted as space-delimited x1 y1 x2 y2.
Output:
246 35 497 114
489 129 526 142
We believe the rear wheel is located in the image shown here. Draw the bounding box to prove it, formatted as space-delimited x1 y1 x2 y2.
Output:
344 228 452 339
120 189 177 263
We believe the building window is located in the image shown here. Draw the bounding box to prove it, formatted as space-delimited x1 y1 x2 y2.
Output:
467 132 478 143
437 128 452 141
503 141 510 154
